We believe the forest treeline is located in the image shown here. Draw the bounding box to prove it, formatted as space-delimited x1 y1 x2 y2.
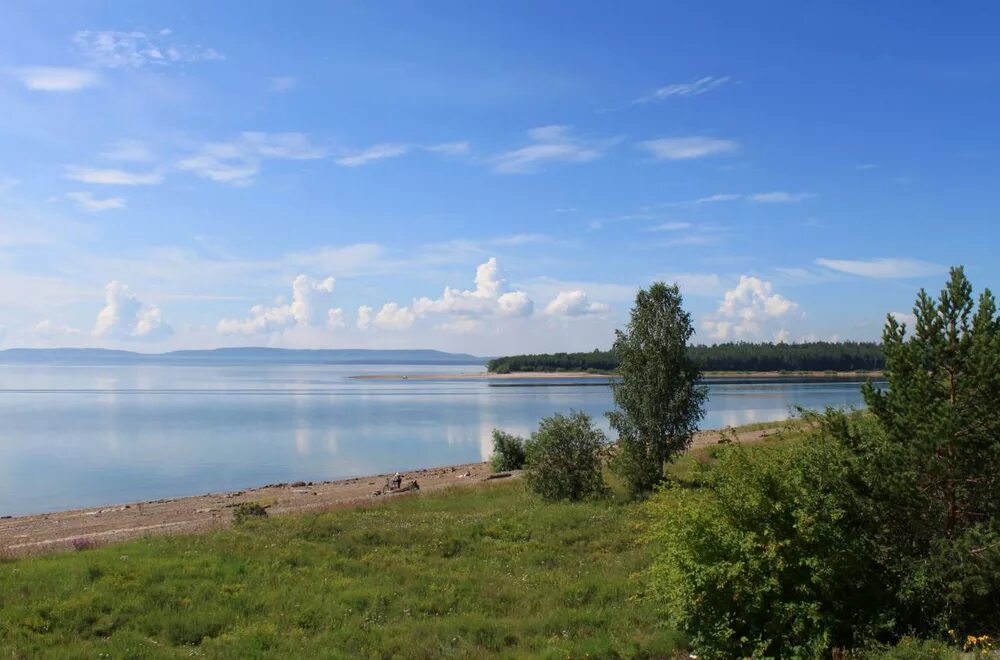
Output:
487 341 886 373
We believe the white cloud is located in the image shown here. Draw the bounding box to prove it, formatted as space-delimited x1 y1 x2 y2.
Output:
635 76 730 103
356 305 373 330
411 257 534 318
73 30 223 68
66 191 126 212
889 310 917 328
12 66 99 92
425 141 470 156
327 308 346 329
544 290 611 318
657 273 725 297
702 276 797 341
646 221 692 232
34 319 81 337
856 163 879 170
437 318 483 334
816 257 944 279
749 191 812 203
93 281 172 340
373 302 416 330
696 193 741 203
335 143 410 167
217 274 336 335
65 167 162 186
267 76 298 93
101 140 154 162
492 125 605 174
179 132 326 185
358 258 534 333
639 137 738 160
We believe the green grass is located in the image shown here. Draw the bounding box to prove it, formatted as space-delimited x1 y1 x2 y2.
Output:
0 481 681 659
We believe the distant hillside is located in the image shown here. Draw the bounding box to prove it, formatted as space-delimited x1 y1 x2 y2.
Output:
487 342 886 373
0 348 486 366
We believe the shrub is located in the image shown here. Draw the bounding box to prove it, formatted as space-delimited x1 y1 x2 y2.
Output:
524 411 608 501
232 501 268 524
647 425 891 659
71 537 96 552
489 429 527 472
647 269 1000 657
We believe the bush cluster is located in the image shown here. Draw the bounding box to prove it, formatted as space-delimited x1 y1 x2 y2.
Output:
489 429 526 472
647 268 1000 658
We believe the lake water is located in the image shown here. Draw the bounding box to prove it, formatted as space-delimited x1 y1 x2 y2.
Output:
0 364 876 516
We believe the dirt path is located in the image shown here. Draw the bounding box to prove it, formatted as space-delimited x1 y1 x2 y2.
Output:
0 425 783 556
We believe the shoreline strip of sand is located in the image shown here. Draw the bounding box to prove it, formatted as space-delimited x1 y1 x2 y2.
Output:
0 424 787 556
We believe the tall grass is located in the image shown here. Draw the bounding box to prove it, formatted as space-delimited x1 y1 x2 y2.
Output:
0 481 681 658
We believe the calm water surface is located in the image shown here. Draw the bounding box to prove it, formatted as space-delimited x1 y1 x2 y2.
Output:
0 364 877 515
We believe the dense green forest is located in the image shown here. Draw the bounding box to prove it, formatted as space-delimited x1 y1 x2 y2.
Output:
487 341 885 373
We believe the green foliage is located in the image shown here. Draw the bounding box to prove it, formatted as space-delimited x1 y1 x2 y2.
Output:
486 341 886 373
859 266 1000 635
646 268 1000 658
647 424 891 659
489 429 527 472
0 482 680 658
231 501 268 524
487 348 618 373
609 282 707 496
524 411 608 501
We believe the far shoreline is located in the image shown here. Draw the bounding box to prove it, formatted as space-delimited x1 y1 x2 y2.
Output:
351 370 885 381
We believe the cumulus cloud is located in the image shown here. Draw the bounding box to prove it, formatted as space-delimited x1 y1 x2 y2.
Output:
358 258 534 332
412 258 534 318
217 275 336 335
356 305 373 330
635 76 730 103
34 320 81 337
12 66 99 92
702 276 797 341
373 302 416 330
73 29 223 68
816 257 944 279
544 290 611 318
492 125 606 174
66 191 125 212
65 167 162 186
889 310 917 328
179 132 326 186
93 281 172 339
327 308 346 329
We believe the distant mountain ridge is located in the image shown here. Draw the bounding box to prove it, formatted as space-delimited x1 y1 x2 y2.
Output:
0 347 487 366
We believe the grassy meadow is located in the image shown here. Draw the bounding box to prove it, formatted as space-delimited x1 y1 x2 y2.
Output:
0 420 962 658
1 480 680 658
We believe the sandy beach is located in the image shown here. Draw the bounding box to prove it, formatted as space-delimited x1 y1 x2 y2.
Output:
0 425 780 556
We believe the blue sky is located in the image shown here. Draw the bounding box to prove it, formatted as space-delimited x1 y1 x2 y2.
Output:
0 1 996 354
